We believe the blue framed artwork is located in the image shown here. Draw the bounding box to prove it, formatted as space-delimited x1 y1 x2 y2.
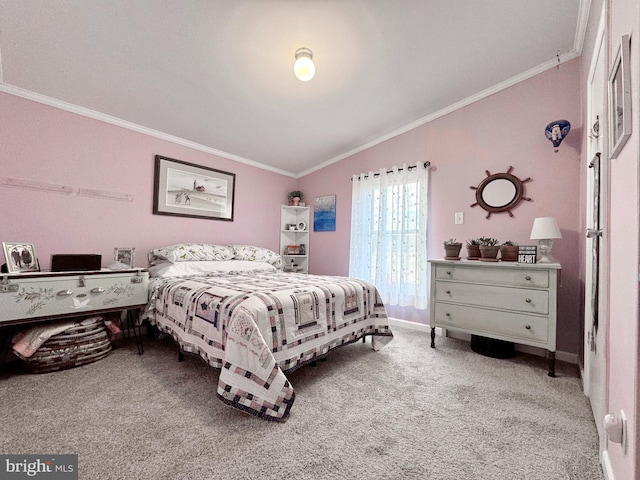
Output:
314 195 336 232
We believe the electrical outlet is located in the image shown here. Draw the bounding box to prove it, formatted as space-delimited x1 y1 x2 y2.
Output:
455 212 464 224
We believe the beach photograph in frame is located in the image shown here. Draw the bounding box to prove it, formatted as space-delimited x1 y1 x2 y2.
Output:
153 155 236 221
314 195 336 232
2 242 40 273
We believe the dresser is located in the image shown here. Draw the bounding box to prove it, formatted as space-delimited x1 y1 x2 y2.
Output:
428 259 560 376
0 269 149 326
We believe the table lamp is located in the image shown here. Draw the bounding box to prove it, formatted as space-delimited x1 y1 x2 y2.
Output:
530 217 562 263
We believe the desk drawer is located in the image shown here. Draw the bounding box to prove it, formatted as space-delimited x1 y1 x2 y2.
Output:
434 281 549 314
434 264 549 288
434 303 549 345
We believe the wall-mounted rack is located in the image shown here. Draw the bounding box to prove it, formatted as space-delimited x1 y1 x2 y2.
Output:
0 177 73 194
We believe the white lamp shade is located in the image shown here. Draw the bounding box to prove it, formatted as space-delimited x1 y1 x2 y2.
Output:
530 217 562 240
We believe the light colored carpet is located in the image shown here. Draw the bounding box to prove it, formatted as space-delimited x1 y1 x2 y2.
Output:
0 326 603 480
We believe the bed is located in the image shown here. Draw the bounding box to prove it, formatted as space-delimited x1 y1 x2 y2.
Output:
143 243 393 422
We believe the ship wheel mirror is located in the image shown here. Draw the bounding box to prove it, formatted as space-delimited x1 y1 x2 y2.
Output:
470 166 532 219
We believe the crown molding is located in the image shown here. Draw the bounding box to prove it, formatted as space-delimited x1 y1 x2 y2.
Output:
0 82 297 178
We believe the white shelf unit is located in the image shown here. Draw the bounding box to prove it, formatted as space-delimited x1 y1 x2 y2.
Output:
280 205 310 273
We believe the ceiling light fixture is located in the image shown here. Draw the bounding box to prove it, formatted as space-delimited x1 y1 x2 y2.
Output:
294 47 315 82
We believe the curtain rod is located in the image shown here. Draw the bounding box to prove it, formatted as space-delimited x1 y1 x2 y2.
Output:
352 161 432 181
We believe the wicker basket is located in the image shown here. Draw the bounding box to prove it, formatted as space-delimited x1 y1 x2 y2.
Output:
24 318 112 374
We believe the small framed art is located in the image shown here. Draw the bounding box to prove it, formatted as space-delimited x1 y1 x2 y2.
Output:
114 247 135 268
608 34 631 159
153 155 236 221
2 242 40 273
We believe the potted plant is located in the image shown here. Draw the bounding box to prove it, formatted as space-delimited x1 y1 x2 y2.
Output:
443 238 462 260
478 237 500 261
288 190 304 206
465 238 481 260
500 240 519 262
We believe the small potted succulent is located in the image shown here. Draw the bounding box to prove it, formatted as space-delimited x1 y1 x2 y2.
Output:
443 238 463 260
288 190 304 206
500 240 519 262
465 238 481 260
478 237 500 261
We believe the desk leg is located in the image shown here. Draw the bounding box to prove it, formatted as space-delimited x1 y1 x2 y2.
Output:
120 309 144 355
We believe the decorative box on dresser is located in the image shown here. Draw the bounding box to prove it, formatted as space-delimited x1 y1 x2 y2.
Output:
428 259 560 376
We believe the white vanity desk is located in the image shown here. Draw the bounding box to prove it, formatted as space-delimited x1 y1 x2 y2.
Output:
428 259 560 376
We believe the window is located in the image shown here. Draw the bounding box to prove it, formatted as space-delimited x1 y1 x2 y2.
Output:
349 163 429 309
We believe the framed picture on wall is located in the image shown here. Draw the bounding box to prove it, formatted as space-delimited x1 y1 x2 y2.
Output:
2 242 40 273
608 34 631 159
153 155 236 221
314 195 337 232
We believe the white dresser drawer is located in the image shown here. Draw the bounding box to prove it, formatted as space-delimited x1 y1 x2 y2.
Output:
0 270 149 324
434 281 549 315
434 264 549 288
434 303 549 345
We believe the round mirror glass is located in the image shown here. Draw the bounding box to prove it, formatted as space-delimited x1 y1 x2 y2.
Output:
481 178 517 208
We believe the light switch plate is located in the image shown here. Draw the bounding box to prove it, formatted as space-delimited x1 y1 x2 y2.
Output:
455 212 464 224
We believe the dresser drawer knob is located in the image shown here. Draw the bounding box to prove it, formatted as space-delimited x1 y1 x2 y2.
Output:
445 290 451 295
525 325 531 330
525 298 532 303
446 270 452 275
445 312 451 317
57 290 73 296
525 276 531 281
91 287 105 293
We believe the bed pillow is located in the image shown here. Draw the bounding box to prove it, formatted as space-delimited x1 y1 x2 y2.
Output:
148 243 234 265
230 245 283 269
149 260 278 278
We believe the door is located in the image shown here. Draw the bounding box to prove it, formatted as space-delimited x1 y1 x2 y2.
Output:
583 15 608 453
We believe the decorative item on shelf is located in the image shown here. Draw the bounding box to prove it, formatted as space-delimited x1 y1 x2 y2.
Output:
470 166 532 219
443 238 462 260
465 238 481 260
296 221 307 231
530 217 562 263
545 120 571 152
499 241 519 262
299 244 306 255
288 190 304 206
286 245 301 255
518 245 538 264
478 237 500 262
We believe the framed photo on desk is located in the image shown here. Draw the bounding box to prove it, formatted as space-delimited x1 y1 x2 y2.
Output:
2 242 40 273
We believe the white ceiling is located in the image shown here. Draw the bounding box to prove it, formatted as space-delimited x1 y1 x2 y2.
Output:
0 0 587 177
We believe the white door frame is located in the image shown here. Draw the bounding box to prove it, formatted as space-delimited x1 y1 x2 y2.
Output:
583 4 609 456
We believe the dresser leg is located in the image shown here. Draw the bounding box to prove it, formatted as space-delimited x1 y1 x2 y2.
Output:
548 351 556 377
430 327 436 348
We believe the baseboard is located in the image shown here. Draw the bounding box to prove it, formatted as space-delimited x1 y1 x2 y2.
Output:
388 317 578 365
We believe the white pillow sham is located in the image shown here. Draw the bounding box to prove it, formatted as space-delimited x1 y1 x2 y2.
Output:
148 243 234 265
149 260 277 278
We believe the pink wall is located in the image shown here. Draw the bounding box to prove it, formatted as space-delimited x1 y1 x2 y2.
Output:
0 92 297 270
300 58 583 355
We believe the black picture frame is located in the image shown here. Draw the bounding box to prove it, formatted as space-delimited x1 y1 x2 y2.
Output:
153 155 235 221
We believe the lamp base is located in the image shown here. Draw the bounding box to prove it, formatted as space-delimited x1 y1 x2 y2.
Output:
537 239 556 263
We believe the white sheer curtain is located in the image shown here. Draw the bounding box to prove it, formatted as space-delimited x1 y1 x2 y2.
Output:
349 163 429 309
